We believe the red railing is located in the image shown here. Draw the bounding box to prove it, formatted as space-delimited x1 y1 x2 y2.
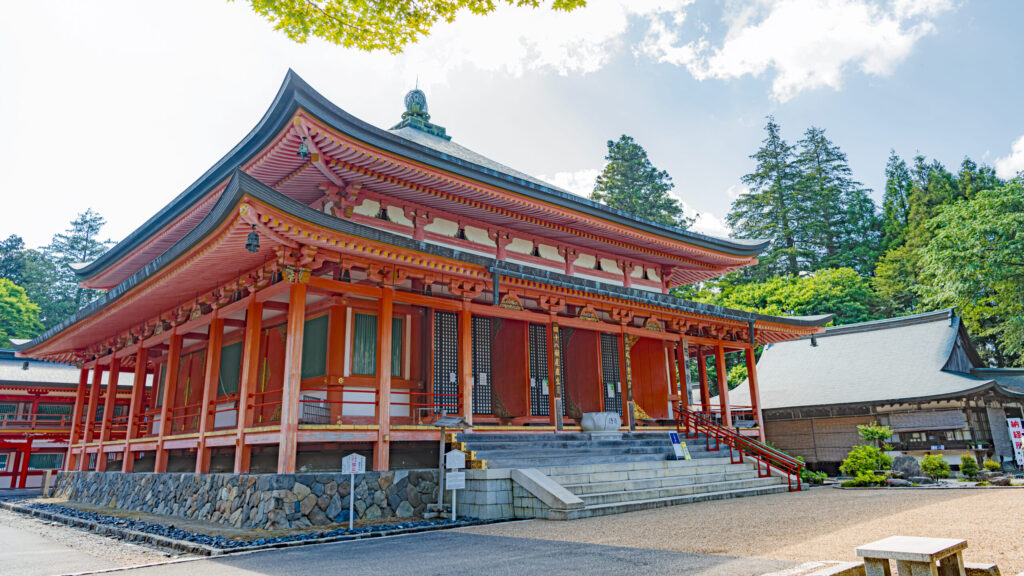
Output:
0 414 73 430
676 407 803 492
392 390 460 425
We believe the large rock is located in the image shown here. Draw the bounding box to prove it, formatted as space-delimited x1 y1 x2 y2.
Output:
396 501 415 518
581 412 621 432
908 476 934 485
891 454 921 479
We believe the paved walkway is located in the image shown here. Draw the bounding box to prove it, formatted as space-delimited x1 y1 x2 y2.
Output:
117 532 794 576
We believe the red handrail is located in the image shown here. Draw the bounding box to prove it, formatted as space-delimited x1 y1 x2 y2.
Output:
676 408 803 492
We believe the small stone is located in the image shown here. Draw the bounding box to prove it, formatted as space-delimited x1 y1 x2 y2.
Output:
325 481 338 496
364 504 382 519
396 501 414 518
300 494 317 516
293 482 311 501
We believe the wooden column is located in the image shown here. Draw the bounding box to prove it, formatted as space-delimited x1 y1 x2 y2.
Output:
326 300 347 424
155 333 183 474
715 344 731 428
278 282 308 474
66 368 88 471
547 321 559 429
676 339 690 413
16 438 32 489
459 299 473 426
697 351 710 414
745 347 765 442
96 356 121 472
80 364 105 470
373 287 394 472
196 316 224 473
123 347 148 473
234 301 263 474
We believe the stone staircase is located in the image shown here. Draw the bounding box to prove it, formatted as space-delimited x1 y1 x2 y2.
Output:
458 431 790 519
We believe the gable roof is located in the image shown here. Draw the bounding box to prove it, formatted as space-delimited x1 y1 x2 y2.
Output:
725 309 1024 409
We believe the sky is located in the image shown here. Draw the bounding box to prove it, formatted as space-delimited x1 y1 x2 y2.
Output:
1 0 1022 250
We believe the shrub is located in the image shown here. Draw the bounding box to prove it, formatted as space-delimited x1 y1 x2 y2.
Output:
983 459 1001 472
801 469 828 485
857 422 893 449
920 454 951 479
840 445 893 477
959 454 979 478
840 471 886 487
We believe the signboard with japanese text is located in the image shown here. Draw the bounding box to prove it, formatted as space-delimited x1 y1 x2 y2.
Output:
342 453 366 475
1008 418 1024 466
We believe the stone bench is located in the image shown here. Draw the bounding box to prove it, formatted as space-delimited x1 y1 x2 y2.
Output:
856 536 967 576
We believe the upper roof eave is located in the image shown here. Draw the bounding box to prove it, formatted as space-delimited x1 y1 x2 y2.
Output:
74 70 768 284
23 170 828 358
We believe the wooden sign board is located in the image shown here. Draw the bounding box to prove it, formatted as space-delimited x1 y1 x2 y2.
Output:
445 449 466 470
342 453 366 475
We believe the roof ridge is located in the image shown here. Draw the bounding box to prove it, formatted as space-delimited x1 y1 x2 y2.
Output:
814 308 955 338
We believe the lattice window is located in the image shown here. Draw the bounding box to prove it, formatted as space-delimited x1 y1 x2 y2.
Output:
300 394 330 424
528 324 549 416
471 316 492 415
601 333 622 415
28 453 63 470
433 311 459 413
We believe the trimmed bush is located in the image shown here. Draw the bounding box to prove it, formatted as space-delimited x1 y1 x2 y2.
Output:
959 454 978 478
840 445 893 477
920 454 951 479
983 459 1001 472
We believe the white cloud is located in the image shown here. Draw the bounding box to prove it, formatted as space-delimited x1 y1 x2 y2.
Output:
726 184 749 200
683 203 731 237
640 0 955 101
539 168 601 197
995 134 1024 180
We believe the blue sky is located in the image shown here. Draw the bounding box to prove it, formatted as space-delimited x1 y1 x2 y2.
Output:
1 0 1022 248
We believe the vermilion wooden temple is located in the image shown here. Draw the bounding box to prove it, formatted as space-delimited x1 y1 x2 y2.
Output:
20 72 828 475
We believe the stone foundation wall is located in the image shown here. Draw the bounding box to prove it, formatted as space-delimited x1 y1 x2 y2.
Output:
53 470 441 530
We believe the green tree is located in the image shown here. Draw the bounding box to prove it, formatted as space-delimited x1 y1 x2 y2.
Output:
871 244 923 317
920 454 950 479
591 135 692 229
237 0 585 53
727 116 807 278
959 454 979 479
882 151 912 250
0 278 44 343
45 209 113 316
919 181 1024 366
0 235 28 284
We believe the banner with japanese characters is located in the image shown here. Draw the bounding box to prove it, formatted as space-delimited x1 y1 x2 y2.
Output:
1008 418 1024 466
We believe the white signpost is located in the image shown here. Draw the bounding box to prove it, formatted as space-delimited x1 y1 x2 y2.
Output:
1008 418 1024 467
342 453 366 530
445 449 466 521
669 432 691 460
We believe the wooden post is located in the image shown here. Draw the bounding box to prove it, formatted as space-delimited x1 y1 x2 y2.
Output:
547 320 559 429
676 339 690 413
17 438 32 489
66 368 88 471
326 300 347 424
373 286 394 472
80 364 105 470
234 300 263 474
459 299 473 426
196 316 224 473
745 347 765 442
697 351 710 414
715 344 731 428
123 347 148 473
155 333 183 474
96 356 121 472
278 282 308 474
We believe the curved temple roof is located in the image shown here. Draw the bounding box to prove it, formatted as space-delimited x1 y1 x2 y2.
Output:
22 171 829 361
73 70 767 290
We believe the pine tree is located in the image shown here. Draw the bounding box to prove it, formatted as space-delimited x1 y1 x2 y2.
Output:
591 135 692 229
45 209 112 314
727 116 806 279
882 151 912 250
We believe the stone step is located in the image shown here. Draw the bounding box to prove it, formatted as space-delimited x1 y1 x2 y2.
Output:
549 483 789 520
539 456 742 478
472 445 682 460
577 476 783 506
461 438 695 450
458 432 701 443
560 468 760 495
479 452 677 469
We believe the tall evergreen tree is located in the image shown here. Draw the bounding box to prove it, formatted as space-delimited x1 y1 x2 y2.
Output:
591 135 692 229
0 278 44 343
793 127 880 274
0 235 27 285
727 116 806 279
882 151 912 250
45 209 112 314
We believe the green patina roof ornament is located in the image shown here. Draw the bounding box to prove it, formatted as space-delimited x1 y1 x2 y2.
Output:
391 84 450 141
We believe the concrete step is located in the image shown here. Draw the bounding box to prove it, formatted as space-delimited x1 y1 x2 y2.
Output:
578 476 783 506
539 456 742 479
560 468 760 495
473 445 683 460
462 438 694 450
549 483 789 520
459 432 706 443
479 452 677 469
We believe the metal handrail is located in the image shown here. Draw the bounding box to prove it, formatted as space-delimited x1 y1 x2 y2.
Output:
676 407 803 491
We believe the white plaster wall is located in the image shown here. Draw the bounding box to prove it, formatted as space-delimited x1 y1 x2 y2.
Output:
425 217 459 236
507 238 533 255
387 206 413 226
353 199 381 218
464 226 495 246
537 245 564 262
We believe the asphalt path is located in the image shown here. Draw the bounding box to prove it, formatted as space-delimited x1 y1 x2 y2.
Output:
119 531 795 576
0 517 122 576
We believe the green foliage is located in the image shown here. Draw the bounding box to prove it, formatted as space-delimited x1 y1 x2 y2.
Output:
237 0 585 53
983 459 1001 472
959 454 979 478
919 181 1024 366
689 267 878 325
856 422 893 448
0 278 44 343
44 209 112 318
840 444 892 477
882 151 912 250
726 363 748 390
591 135 691 229
920 454 951 479
801 468 828 485
841 471 886 487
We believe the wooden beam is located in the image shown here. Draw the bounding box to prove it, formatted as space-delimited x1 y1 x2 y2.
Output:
374 287 394 471
122 347 148 473
96 356 121 472
277 283 307 474
715 344 731 428
196 315 224 473
155 333 182 473
234 300 263 474
745 347 764 442
459 299 473 426
66 369 88 471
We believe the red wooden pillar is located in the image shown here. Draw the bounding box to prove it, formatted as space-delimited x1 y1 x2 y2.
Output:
234 301 263 474
66 368 89 471
96 356 121 472
123 347 148 472
17 438 33 489
373 287 394 472
618 329 632 429
80 364 105 470
155 333 183 473
326 300 347 424
278 282 308 474
745 347 765 442
459 299 473 426
697 351 710 414
715 344 731 428
29 394 40 429
546 320 558 429
676 339 689 413
196 316 224 474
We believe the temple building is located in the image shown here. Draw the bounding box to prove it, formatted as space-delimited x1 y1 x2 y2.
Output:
727 309 1024 473
19 72 829 476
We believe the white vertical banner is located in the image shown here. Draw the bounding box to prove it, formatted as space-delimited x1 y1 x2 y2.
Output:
1008 418 1024 466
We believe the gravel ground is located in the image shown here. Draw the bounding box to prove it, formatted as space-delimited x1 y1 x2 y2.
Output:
0 507 187 575
459 487 1024 574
